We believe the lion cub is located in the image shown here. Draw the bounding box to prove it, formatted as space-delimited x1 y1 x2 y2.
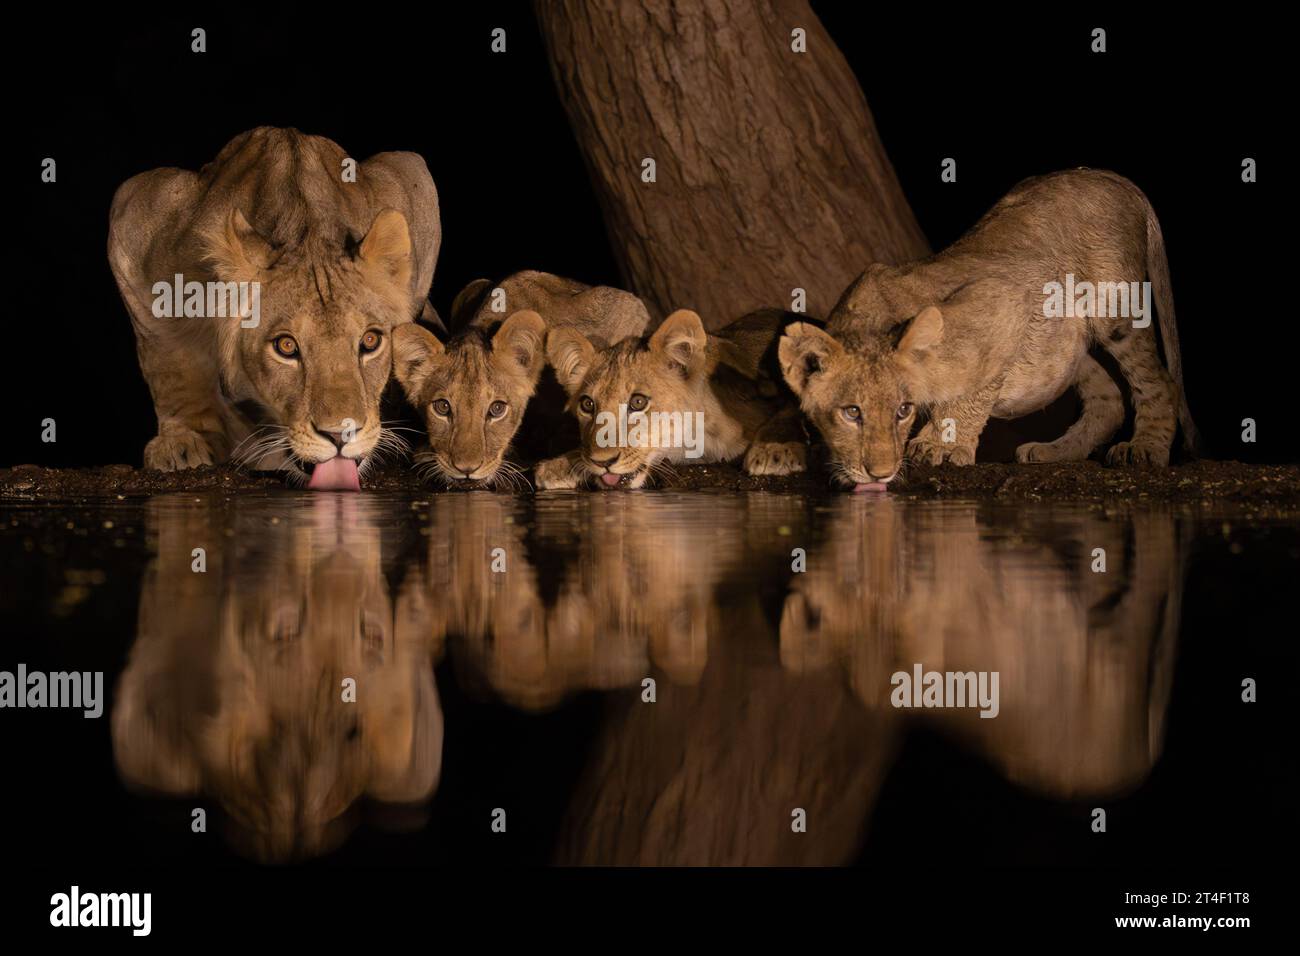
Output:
392 271 650 489
779 169 1200 490
536 308 807 489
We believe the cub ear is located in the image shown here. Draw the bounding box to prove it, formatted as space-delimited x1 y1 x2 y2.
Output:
778 322 843 396
649 309 708 376
392 322 446 399
358 208 413 294
205 208 274 283
546 327 597 396
492 309 547 386
895 306 944 355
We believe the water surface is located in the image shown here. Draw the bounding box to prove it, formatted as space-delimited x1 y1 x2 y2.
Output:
2 491 1294 867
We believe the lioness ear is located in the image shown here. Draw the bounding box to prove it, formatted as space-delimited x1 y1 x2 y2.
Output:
896 306 944 355
649 309 707 376
493 310 547 385
778 322 843 396
358 208 413 292
392 322 445 399
546 327 597 396
451 278 492 328
205 208 274 283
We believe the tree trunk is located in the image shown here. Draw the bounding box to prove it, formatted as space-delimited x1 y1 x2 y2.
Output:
536 0 929 328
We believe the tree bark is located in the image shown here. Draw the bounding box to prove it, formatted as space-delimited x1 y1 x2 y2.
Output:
536 0 929 328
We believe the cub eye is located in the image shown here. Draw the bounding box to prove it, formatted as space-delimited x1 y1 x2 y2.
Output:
272 334 299 359
487 400 508 420
360 329 383 354
579 396 595 415
842 405 861 423
628 393 649 412
896 402 914 420
431 399 451 418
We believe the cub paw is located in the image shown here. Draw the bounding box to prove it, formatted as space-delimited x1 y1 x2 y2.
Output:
1016 441 1066 463
907 438 975 466
535 455 581 490
744 441 807 476
144 425 215 471
1104 441 1170 467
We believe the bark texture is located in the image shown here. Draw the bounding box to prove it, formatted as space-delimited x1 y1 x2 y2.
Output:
536 0 929 328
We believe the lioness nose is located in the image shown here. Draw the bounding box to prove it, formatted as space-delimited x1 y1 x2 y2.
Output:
452 458 482 477
315 428 346 451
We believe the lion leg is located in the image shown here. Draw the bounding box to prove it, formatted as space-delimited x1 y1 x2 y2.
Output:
1099 319 1176 466
907 382 998 466
1016 354 1124 462
109 169 237 471
744 405 807 476
534 450 587 490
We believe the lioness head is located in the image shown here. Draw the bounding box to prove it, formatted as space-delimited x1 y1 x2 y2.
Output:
391 310 547 488
778 307 943 489
547 309 713 489
205 207 415 486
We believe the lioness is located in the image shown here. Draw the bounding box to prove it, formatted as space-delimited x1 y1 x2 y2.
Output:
779 170 1199 490
391 271 651 489
108 127 441 489
537 308 808 489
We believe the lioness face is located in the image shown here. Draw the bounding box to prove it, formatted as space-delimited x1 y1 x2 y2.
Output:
548 310 711 489
779 310 942 489
392 311 546 488
208 209 415 481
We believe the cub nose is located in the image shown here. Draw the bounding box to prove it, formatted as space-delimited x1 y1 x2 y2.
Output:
588 452 618 468
452 458 482 478
867 467 894 481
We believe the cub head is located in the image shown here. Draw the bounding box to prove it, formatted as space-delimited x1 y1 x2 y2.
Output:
778 307 944 489
391 310 546 489
205 207 415 483
547 309 712 489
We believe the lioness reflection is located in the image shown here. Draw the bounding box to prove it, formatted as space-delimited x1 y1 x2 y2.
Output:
112 495 442 862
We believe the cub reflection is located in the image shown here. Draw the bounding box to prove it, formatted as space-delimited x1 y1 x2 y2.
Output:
113 495 442 862
781 500 1187 797
399 494 737 709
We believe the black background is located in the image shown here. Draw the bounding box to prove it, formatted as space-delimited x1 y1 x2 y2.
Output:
10 6 1290 466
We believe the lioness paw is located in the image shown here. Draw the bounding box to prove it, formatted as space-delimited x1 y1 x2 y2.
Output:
744 441 807 476
1104 441 1170 467
1015 441 1081 463
144 425 214 471
535 456 581 490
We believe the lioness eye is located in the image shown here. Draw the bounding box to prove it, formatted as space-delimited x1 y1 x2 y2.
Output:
488 400 507 419
272 334 299 359
432 399 451 417
628 393 649 411
842 405 861 423
360 329 383 354
896 402 914 420
579 396 595 415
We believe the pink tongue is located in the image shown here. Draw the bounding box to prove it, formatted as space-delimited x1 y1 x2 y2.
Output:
307 457 361 492
854 482 889 493
600 472 622 487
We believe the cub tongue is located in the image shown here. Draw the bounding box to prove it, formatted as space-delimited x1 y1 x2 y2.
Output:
854 482 890 494
307 457 361 492
600 472 623 487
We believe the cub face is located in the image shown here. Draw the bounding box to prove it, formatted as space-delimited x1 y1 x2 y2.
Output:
207 208 415 472
778 308 943 489
547 310 712 489
392 310 546 488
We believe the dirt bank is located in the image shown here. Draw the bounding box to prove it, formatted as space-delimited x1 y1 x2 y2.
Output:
2 459 1297 505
